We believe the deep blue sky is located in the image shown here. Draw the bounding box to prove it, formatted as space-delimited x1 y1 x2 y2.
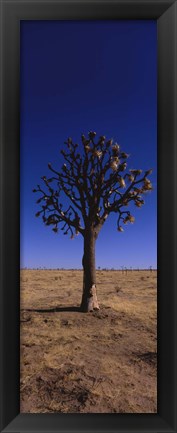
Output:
20 20 157 269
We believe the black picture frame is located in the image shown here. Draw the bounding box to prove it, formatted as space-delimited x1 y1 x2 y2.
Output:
0 0 177 432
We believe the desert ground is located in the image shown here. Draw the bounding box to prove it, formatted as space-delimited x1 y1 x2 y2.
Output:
20 269 157 413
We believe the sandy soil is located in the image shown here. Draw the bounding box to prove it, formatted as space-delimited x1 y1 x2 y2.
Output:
20 269 157 413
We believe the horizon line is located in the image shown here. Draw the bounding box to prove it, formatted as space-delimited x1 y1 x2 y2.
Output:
20 267 157 271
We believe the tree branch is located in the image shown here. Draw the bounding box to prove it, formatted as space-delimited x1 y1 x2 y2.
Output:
33 132 153 238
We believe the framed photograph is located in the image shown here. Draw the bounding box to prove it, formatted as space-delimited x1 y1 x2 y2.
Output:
0 0 176 432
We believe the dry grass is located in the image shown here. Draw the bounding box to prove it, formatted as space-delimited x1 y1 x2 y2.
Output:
20 269 157 413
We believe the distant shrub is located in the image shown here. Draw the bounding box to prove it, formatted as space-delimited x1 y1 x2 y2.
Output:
115 286 122 293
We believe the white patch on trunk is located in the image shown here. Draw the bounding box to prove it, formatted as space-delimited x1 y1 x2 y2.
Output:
87 284 100 312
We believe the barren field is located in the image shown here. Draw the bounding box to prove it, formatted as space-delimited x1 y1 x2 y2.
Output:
20 269 157 413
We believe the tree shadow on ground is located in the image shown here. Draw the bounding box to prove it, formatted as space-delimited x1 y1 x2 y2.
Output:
22 306 82 313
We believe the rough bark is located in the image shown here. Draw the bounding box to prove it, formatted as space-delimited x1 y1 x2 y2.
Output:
80 229 100 312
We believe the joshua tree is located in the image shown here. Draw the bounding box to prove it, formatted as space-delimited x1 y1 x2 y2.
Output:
33 132 153 312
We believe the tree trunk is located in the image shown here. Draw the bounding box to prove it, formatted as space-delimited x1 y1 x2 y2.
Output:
80 229 100 312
